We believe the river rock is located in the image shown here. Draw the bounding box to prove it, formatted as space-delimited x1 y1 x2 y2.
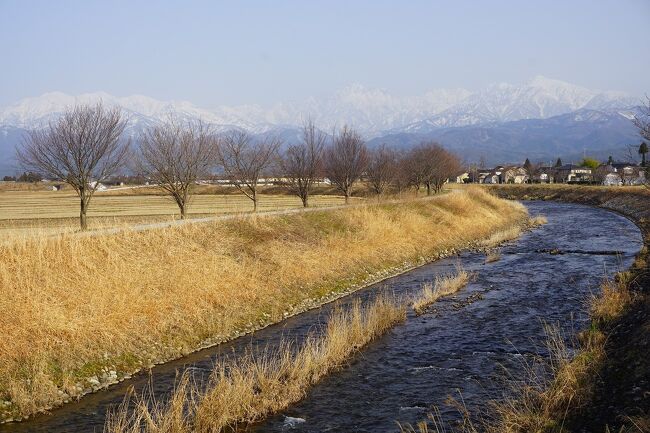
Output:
283 415 306 429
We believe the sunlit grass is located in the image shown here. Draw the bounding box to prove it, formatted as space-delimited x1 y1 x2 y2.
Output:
0 188 528 419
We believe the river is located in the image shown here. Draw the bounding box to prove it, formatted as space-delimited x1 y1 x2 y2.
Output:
0 201 643 433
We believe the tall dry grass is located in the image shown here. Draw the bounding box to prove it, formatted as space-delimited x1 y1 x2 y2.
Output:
105 293 406 433
412 266 471 315
0 188 528 420
398 325 599 433
479 215 546 249
400 260 642 433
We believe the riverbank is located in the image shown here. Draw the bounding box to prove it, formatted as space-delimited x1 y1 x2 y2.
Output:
491 184 650 432
0 188 528 423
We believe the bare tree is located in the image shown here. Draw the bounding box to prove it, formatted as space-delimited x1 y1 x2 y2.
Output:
217 130 282 211
280 120 326 207
633 96 650 141
393 154 414 193
324 126 368 203
399 149 427 194
138 120 218 219
406 142 462 195
17 103 129 230
366 144 398 195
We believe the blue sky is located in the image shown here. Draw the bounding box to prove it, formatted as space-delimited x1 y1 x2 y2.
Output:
1 0 649 107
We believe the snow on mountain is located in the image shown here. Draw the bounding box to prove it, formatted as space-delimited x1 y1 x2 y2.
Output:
397 76 639 134
0 91 265 133
0 76 638 138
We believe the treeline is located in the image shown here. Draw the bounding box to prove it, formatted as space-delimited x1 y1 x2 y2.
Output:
17 104 462 229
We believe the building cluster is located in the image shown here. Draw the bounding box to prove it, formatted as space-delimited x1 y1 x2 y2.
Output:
467 162 647 186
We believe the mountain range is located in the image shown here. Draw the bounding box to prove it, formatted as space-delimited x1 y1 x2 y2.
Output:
0 76 644 175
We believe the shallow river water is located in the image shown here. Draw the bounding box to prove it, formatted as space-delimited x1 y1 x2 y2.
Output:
0 201 643 433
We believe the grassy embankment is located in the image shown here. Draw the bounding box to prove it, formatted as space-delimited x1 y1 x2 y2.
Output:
0 188 529 422
486 185 650 433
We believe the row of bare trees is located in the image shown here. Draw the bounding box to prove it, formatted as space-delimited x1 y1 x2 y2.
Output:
18 104 463 229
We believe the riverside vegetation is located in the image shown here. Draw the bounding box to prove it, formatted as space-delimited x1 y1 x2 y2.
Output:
0 188 530 423
412 266 471 315
489 185 650 432
105 293 407 433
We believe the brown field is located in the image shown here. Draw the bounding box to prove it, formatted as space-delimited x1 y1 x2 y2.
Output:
0 187 529 421
0 188 354 239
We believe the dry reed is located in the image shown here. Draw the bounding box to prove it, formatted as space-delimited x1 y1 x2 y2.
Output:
412 266 471 315
104 293 406 433
479 214 546 248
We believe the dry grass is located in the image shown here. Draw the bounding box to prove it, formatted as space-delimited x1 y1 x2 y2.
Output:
0 187 528 420
486 324 604 433
412 266 472 315
528 215 548 227
484 274 639 433
479 214 547 249
399 325 604 433
590 278 634 324
105 293 406 433
479 225 523 248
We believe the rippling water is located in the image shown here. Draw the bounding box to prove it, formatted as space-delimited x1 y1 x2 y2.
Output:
1 201 642 433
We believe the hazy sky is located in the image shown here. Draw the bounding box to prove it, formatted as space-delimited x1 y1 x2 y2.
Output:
1 0 649 107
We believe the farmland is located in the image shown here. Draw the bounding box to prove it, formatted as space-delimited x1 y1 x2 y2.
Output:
0 185 352 239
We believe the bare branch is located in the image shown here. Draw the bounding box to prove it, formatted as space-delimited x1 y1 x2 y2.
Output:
366 144 398 195
403 142 462 195
280 119 326 207
16 103 130 229
217 130 282 211
323 125 368 203
138 119 218 219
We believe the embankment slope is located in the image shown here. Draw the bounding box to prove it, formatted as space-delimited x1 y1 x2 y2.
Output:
0 188 527 422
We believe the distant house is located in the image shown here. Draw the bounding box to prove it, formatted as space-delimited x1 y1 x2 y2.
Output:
555 164 592 183
597 163 646 186
455 172 470 183
478 166 528 184
88 181 108 191
502 166 528 184
611 163 646 185
482 173 500 184
532 166 555 183
603 172 622 186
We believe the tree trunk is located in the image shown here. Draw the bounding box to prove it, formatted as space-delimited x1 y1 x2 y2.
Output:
180 203 186 219
80 197 88 231
426 183 431 196
302 194 309 208
252 190 258 212
344 192 349 204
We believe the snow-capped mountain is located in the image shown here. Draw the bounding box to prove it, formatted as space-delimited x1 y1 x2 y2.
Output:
0 91 266 133
0 76 642 175
0 76 638 137
396 76 639 133
0 85 472 136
